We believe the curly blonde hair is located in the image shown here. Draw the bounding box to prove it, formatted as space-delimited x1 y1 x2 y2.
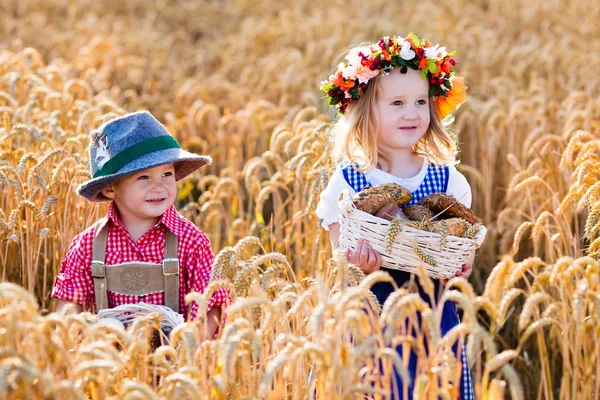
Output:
331 71 458 172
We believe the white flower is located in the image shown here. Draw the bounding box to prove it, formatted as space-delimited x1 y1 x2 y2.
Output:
399 40 416 60
424 44 447 60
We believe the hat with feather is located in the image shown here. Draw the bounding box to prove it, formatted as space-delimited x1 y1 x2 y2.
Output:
77 111 211 201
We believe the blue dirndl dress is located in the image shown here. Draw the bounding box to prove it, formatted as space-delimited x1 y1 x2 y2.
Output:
341 163 475 400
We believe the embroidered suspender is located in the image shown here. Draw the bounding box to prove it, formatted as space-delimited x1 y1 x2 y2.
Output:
162 232 180 312
90 220 180 313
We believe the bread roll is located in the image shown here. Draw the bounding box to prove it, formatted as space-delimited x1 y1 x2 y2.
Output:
353 183 412 214
417 193 478 224
432 218 470 237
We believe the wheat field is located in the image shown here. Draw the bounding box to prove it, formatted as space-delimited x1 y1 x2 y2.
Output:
0 0 599 398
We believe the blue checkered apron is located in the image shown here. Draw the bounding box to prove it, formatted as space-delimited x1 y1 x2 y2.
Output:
342 163 474 400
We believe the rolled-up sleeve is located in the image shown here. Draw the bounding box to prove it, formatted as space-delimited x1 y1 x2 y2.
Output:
315 167 355 230
51 230 95 309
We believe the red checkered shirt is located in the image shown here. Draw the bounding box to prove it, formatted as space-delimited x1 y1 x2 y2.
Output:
52 203 230 319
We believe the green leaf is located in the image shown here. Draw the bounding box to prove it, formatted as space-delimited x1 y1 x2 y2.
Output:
392 56 407 67
428 59 437 72
410 33 421 47
321 83 333 92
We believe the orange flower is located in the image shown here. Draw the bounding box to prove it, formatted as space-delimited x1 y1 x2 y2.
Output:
332 71 355 91
441 59 453 74
434 76 467 120
431 61 443 78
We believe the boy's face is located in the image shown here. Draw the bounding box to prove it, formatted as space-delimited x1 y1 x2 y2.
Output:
101 163 177 224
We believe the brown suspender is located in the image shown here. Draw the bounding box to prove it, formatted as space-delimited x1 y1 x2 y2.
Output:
162 232 180 312
91 219 180 313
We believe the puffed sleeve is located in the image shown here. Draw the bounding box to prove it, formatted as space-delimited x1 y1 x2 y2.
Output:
446 165 472 209
315 166 355 230
185 234 231 320
51 230 95 310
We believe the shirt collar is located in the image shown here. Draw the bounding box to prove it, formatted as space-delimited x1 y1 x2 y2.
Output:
159 204 183 236
105 202 182 236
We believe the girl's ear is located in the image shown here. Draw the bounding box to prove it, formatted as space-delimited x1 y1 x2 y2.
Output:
100 185 116 199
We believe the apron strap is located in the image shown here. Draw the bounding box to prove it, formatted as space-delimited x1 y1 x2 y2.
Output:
163 229 180 313
91 218 110 313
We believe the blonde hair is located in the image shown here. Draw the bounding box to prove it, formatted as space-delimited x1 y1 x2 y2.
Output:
331 71 458 172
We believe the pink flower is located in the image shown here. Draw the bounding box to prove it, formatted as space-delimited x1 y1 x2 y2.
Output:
342 47 371 80
355 65 380 83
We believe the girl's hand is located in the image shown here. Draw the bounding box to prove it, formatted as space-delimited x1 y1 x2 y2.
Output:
345 239 382 274
455 263 472 279
454 247 475 279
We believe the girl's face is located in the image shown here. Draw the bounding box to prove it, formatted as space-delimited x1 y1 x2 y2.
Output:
101 163 177 225
376 68 430 156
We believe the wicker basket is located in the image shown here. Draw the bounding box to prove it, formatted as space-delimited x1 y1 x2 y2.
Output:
338 195 480 279
97 303 184 333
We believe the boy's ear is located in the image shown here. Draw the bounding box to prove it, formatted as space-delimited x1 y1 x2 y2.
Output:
100 185 116 199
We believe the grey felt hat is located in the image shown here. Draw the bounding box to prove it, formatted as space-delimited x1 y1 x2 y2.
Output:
77 111 211 201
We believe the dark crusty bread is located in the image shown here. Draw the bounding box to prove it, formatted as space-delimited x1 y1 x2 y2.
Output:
417 193 478 224
353 183 412 214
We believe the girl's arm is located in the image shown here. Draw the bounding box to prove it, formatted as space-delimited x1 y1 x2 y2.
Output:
328 222 342 249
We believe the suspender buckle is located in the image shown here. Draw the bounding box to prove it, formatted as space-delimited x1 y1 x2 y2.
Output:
91 261 106 278
162 258 179 276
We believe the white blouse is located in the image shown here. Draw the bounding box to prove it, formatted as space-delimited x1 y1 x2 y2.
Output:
316 160 472 230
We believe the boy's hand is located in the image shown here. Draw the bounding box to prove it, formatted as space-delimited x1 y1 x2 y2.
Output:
204 306 222 340
345 239 382 274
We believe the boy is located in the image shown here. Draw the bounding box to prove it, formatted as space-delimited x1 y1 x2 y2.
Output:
52 111 229 338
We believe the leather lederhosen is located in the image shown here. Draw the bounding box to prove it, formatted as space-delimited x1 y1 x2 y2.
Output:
90 219 180 313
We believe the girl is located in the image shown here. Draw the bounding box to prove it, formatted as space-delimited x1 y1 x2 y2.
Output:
316 34 482 399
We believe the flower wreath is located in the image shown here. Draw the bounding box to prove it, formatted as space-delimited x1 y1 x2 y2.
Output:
320 33 467 119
